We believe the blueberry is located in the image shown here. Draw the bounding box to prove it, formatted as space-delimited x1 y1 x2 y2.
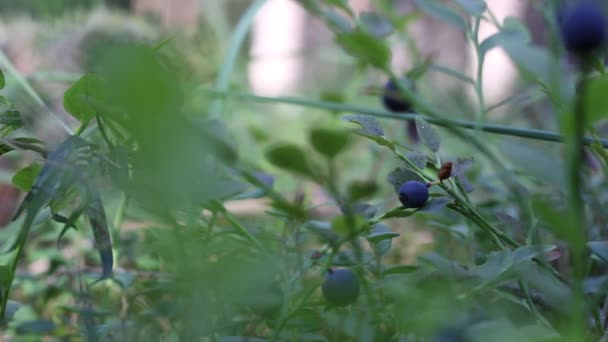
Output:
382 79 413 113
559 2 607 54
322 268 360 306
398 180 429 208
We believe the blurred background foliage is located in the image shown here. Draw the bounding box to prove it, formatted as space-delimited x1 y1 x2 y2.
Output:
0 0 606 341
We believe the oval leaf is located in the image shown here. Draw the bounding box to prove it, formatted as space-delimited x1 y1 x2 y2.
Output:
453 0 487 17
415 118 440 152
387 167 423 193
309 127 351 158
359 12 394 38
336 29 390 68
63 73 106 123
265 143 315 178
414 0 466 30
12 163 42 192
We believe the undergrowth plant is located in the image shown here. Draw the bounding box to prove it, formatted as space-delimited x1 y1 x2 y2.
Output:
1 0 608 341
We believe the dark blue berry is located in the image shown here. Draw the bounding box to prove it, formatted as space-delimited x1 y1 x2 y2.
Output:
322 268 360 306
398 180 429 208
382 79 412 112
559 2 607 54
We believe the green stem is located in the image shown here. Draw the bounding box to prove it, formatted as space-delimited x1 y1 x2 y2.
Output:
201 89 608 148
472 17 487 128
208 0 267 118
0 50 73 134
0 138 48 157
518 280 552 329
218 203 268 256
565 61 591 339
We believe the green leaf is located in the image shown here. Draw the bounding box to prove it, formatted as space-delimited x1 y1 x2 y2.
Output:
382 264 420 276
473 245 555 280
502 16 531 42
325 0 353 15
479 17 531 57
265 143 315 178
0 99 23 137
452 157 475 192
453 0 486 17
451 157 474 176
322 8 354 33
501 141 565 186
585 75 608 124
415 118 440 152
0 108 21 126
15 320 55 334
0 264 14 296
309 127 351 158
419 197 451 213
0 68 5 89
405 151 428 170
418 252 470 278
500 41 560 85
532 196 578 242
479 17 531 58
3 300 20 323
353 203 377 219
468 320 560 342
59 305 112 317
87 191 113 281
386 167 423 193
0 137 45 157
12 163 42 192
347 180 378 201
303 220 340 243
368 223 396 256
359 12 394 38
517 262 572 311
331 215 368 237
379 207 416 220
343 114 383 136
367 230 400 244
414 0 466 30
588 241 608 264
63 73 106 123
343 114 394 148
335 29 391 68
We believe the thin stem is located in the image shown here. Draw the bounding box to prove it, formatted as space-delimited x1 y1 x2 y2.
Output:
207 0 267 118
472 17 487 128
564 62 591 339
0 50 73 134
0 138 48 157
218 202 268 256
201 89 608 148
518 280 552 329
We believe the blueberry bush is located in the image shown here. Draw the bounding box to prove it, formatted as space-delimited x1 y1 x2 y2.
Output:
2 0 608 341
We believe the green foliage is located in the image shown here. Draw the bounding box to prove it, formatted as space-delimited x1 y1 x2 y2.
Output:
0 0 100 17
3 0 608 340
63 73 106 123
11 163 41 192
266 143 316 178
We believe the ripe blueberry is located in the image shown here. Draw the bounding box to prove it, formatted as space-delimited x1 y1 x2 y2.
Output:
382 79 413 113
559 2 607 54
322 268 360 306
382 79 419 143
398 180 429 208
